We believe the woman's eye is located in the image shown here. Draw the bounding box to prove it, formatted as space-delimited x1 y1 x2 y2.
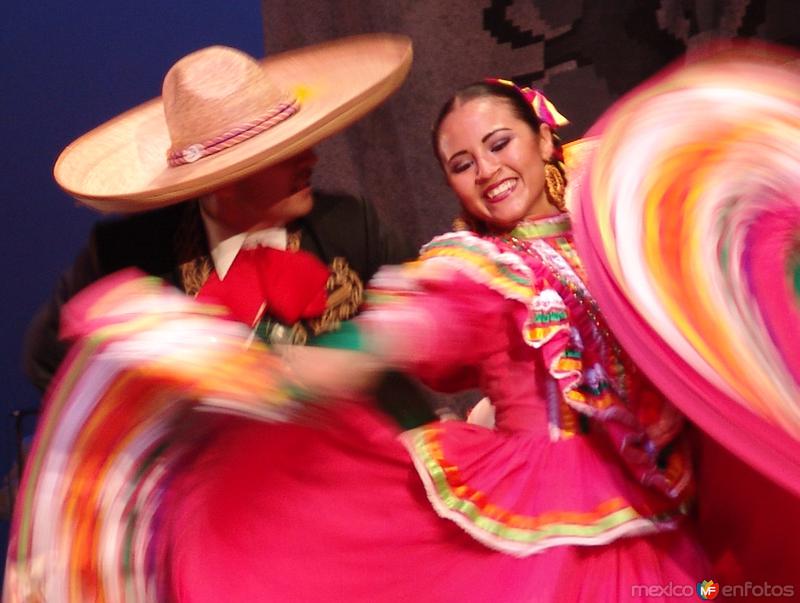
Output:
450 160 472 174
490 138 510 153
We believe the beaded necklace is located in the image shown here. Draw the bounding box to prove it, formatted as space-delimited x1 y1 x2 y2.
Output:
498 214 631 401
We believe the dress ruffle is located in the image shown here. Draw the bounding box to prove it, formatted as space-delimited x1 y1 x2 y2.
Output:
400 421 680 557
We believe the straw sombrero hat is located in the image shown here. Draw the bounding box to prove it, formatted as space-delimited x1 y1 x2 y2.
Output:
54 34 413 213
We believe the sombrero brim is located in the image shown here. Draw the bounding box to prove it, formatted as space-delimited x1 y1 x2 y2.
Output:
53 34 413 213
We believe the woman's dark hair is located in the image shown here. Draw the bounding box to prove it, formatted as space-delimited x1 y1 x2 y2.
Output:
431 81 551 165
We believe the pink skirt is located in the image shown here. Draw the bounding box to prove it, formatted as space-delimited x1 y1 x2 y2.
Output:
164 401 708 602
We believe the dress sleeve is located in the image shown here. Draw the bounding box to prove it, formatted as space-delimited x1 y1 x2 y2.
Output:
357 270 513 392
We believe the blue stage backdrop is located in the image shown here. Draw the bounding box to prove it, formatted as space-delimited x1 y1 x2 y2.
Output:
0 0 264 582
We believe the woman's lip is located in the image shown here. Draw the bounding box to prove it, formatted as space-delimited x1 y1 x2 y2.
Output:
484 179 517 204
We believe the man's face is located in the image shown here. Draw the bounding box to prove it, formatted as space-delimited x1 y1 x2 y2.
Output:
236 149 318 209
205 149 319 230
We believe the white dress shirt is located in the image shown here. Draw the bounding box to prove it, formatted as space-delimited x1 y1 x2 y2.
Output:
199 199 288 280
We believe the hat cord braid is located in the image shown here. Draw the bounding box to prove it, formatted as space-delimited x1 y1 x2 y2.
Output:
168 97 299 167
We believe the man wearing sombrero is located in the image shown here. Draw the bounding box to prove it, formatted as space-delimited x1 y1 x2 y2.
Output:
23 34 418 392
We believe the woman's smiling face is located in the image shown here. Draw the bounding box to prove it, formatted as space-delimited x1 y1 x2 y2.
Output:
437 97 556 230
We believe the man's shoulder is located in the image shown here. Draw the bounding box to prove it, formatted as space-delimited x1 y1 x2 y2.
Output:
306 190 368 225
297 190 380 270
90 202 192 272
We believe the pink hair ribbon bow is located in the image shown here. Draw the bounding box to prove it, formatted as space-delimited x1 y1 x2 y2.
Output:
487 78 569 129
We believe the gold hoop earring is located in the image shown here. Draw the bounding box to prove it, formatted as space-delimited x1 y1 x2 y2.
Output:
544 163 566 212
452 212 484 233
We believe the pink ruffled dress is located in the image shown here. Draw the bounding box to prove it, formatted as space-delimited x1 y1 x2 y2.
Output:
164 214 708 602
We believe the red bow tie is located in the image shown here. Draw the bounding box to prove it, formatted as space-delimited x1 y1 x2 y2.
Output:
197 246 329 327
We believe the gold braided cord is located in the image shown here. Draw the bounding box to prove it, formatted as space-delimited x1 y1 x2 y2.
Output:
307 257 364 336
175 202 214 296
174 211 359 339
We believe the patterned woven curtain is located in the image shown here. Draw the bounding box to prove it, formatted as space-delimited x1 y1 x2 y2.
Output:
260 0 797 248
